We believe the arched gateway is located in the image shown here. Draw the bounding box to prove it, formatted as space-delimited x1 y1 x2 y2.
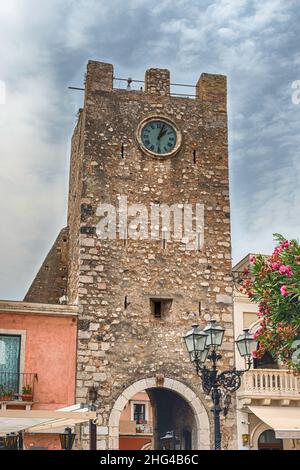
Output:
108 377 210 450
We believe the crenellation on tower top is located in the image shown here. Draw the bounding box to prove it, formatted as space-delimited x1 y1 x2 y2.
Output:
83 61 227 107
145 68 170 96
196 73 227 110
85 60 114 96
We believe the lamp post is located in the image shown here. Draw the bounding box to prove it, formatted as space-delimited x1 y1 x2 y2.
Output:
183 323 257 450
3 433 18 450
88 386 98 451
18 431 23 450
160 431 180 450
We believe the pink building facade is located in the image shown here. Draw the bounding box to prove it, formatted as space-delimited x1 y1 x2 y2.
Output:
0 300 78 449
119 391 153 450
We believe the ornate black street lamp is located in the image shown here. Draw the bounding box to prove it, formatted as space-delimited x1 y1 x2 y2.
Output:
59 427 76 450
183 323 257 450
3 433 18 450
235 328 258 359
3 434 11 450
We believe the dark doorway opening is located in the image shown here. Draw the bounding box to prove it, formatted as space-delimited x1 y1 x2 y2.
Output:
147 388 196 450
183 430 192 450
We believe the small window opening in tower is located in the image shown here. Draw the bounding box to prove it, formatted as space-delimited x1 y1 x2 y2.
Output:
154 301 162 318
124 295 130 309
193 149 196 164
150 298 173 320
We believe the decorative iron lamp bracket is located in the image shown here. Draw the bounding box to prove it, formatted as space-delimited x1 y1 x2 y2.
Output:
198 353 252 395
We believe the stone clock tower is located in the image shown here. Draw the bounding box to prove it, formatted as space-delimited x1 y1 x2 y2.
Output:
67 60 236 449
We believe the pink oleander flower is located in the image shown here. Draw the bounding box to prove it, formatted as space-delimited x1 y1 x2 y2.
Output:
280 285 288 297
280 240 290 250
272 240 290 257
249 255 256 264
278 265 293 277
253 327 264 339
271 262 281 270
251 350 258 358
258 311 264 317
272 247 280 256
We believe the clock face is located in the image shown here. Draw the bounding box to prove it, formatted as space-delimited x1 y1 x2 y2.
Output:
140 120 177 155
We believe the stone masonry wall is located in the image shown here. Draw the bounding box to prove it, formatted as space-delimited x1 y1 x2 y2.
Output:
24 227 68 304
68 60 236 449
67 108 86 304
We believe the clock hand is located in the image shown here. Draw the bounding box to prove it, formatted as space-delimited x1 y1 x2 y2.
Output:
158 124 166 140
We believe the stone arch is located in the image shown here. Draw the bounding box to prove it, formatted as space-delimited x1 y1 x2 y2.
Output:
108 377 210 449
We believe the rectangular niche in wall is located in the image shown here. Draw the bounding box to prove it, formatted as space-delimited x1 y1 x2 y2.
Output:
150 298 173 320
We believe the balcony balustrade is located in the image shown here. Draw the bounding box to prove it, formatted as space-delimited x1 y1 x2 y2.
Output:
119 419 153 435
136 422 153 434
238 369 300 406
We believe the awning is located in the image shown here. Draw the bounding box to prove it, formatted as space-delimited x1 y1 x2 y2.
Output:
0 404 96 436
249 406 300 439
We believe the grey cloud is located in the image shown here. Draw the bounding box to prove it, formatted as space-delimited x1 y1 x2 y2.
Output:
0 0 300 298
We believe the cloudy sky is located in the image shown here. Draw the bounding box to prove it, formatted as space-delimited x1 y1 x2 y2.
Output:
0 0 299 300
